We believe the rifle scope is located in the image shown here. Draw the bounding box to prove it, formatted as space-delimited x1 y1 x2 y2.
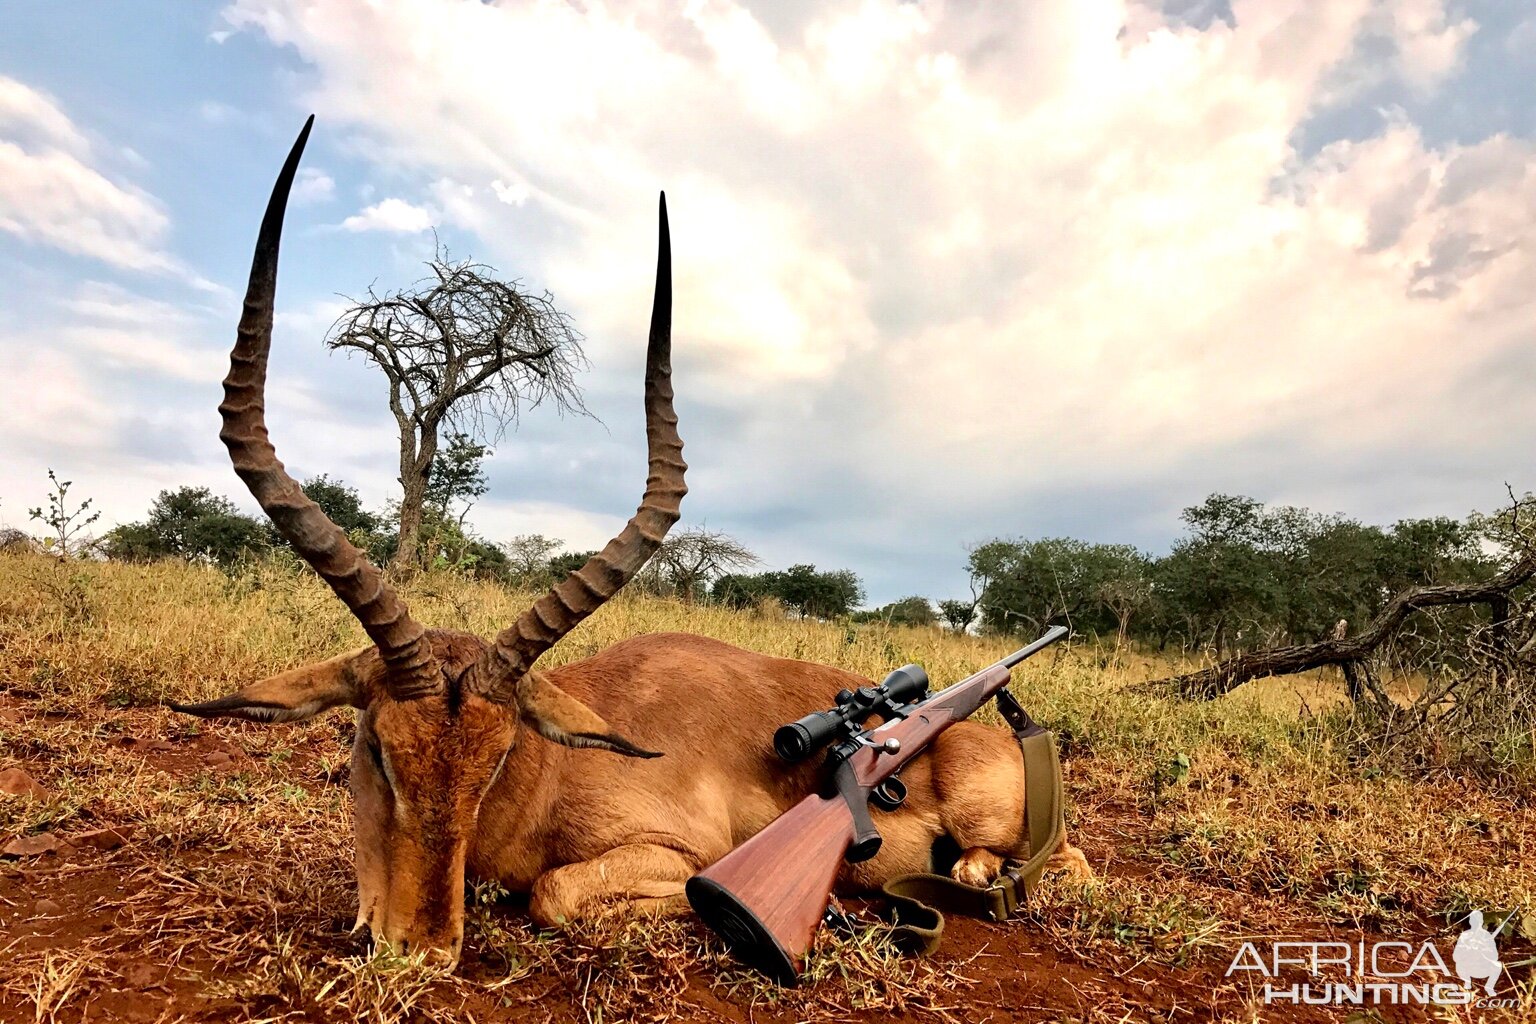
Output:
773 664 928 763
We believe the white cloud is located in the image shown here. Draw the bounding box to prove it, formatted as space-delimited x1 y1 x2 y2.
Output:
0 142 174 272
200 0 1536 597
54 282 225 384
1320 0 1477 102
1380 0 1476 95
293 166 335 203
0 75 89 153
0 279 376 539
0 74 193 278
274 295 351 337
339 196 433 233
0 279 223 534
491 178 529 206
469 498 632 556
198 99 242 123
0 346 118 453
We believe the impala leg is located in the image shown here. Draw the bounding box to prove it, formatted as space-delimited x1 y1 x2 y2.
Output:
951 847 1007 887
1044 832 1093 880
926 728 1094 887
929 728 1030 887
529 843 698 927
953 833 1092 886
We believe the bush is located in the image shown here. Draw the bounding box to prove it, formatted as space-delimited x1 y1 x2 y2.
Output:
104 487 270 567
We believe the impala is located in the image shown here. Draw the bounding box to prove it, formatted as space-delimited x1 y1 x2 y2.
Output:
175 119 1088 964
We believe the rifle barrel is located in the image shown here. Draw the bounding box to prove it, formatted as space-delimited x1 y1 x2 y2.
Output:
997 624 1069 670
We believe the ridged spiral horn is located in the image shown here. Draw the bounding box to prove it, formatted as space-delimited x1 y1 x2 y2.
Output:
470 195 685 703
220 117 441 702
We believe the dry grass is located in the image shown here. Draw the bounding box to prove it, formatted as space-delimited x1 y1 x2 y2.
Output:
1 551 1533 1023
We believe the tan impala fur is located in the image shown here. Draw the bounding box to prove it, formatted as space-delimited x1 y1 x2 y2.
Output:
176 120 1088 967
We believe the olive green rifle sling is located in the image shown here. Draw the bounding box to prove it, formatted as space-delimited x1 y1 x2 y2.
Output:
876 690 1064 956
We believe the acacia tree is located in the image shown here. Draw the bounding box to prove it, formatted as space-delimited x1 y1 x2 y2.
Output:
652 526 758 601
503 533 565 586
971 538 1118 635
105 486 268 566
425 432 491 530
713 572 771 610
770 564 865 619
328 249 587 569
1097 570 1151 647
857 596 937 627
938 599 976 632
296 475 382 537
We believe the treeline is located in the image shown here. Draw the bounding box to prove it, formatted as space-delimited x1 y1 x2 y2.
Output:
34 475 871 619
12 466 1520 654
714 565 865 619
100 478 413 568
959 493 1502 653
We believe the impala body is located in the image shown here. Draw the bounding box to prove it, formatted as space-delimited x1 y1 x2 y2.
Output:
176 119 1088 965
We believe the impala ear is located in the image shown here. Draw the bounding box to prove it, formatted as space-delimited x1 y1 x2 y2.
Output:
515 672 662 758
170 648 375 723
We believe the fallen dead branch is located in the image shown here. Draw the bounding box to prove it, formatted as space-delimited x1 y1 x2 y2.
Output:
1145 548 1536 699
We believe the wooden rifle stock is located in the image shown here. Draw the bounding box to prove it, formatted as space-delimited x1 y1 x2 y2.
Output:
687 626 1067 984
686 791 854 984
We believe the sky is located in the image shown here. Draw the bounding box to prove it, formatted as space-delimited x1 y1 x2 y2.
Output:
0 0 1533 607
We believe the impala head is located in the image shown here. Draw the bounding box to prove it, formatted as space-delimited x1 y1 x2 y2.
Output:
172 118 684 964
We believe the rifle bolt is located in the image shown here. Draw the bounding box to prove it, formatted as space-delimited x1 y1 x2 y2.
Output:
881 738 902 754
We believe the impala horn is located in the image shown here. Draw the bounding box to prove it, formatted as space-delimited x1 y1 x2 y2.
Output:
470 195 685 703
219 117 442 702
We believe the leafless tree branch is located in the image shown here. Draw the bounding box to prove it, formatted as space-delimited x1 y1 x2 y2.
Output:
326 244 589 568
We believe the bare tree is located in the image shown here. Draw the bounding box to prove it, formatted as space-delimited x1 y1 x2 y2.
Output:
328 247 587 569
0 527 39 555
503 533 565 586
653 526 759 601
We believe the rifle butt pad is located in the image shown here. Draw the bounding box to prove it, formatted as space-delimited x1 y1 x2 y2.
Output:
686 793 855 985
685 875 800 985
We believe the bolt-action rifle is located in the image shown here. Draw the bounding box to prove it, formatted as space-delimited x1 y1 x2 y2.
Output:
685 625 1068 983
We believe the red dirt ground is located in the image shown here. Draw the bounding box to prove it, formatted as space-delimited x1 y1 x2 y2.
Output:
1 695 1530 1023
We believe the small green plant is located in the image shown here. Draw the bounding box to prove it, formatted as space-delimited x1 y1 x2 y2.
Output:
28 469 101 560
1146 750 1191 811
23 565 96 626
101 660 169 707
